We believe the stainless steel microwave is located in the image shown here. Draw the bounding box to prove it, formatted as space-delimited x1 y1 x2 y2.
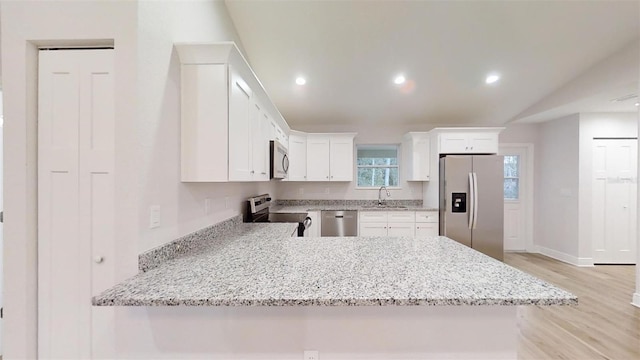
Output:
270 140 289 179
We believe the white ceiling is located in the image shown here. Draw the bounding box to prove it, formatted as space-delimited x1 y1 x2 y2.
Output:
225 1 639 127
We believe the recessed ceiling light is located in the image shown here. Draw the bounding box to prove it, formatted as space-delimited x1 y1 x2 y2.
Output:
394 75 406 85
295 77 306 85
635 102 639 107
485 73 500 84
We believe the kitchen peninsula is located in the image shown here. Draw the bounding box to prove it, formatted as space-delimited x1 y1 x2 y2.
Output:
93 215 576 360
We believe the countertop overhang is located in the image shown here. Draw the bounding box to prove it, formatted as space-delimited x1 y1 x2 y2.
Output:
93 223 577 307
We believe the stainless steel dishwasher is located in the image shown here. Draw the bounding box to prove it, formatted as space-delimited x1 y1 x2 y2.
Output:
321 210 358 236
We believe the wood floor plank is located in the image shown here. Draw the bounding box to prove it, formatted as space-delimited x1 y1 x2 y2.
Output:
505 253 640 360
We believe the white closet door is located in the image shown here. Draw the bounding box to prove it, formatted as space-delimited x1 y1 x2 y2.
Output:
592 139 637 264
38 49 115 359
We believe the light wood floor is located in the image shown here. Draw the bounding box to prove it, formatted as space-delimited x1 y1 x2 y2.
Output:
505 253 640 360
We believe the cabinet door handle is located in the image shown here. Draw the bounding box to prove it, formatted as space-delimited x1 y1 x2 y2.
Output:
261 172 266 175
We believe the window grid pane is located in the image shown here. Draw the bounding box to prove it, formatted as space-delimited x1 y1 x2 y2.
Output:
356 145 400 187
503 155 520 200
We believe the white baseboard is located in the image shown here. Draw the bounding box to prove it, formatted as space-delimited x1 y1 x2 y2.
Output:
632 293 640 308
535 246 594 267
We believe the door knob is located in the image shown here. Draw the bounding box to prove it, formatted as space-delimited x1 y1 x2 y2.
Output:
94 256 104 264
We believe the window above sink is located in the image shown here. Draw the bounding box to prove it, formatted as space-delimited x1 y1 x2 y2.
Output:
356 144 400 188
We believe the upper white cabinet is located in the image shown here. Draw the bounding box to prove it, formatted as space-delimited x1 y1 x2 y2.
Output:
402 132 431 181
330 135 355 181
306 134 356 181
287 131 307 181
436 128 503 154
228 66 253 181
175 42 290 182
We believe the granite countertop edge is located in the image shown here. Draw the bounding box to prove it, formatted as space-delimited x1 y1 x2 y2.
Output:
271 205 440 212
94 297 578 307
93 222 577 308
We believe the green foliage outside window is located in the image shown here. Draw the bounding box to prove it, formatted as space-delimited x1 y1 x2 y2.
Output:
357 145 399 187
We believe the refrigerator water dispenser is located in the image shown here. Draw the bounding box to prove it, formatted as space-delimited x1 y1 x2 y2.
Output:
452 193 467 213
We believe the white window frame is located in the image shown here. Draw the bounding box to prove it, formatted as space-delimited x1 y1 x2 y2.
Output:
355 144 402 189
503 154 520 201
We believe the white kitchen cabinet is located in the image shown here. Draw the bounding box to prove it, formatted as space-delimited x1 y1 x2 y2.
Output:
175 42 290 182
305 133 356 182
387 222 416 237
388 211 415 223
438 129 500 154
415 210 439 237
415 223 439 237
359 223 388 236
359 211 388 223
227 67 253 181
329 135 355 181
287 132 307 181
306 135 331 181
359 211 416 237
250 102 270 181
403 132 431 181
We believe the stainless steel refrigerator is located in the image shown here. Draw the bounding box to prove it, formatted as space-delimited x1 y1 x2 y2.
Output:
439 155 504 261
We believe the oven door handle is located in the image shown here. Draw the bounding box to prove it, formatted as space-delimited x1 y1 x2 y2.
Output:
303 217 312 229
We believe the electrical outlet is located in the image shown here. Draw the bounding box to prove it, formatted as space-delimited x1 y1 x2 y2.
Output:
225 196 230 209
149 205 160 229
205 198 212 214
299 187 304 195
324 187 330 194
303 350 318 360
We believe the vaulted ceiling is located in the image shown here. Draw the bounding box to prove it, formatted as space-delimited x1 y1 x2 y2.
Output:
225 1 639 127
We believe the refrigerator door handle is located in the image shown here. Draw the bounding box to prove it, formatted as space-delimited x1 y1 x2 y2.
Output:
472 172 479 229
468 172 474 229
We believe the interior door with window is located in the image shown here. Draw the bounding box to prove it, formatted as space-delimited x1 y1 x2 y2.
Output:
500 146 529 251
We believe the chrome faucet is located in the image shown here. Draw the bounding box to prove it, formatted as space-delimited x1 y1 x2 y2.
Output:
378 186 391 206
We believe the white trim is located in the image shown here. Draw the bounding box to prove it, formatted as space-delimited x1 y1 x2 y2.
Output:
499 143 535 253
536 246 595 267
632 293 640 308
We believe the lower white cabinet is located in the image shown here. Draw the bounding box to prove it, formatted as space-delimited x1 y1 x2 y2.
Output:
387 222 415 236
359 223 388 236
415 223 438 237
359 210 439 237
415 211 439 237
359 211 415 237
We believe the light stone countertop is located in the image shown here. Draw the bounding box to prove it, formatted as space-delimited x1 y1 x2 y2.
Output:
93 223 577 307
270 205 439 213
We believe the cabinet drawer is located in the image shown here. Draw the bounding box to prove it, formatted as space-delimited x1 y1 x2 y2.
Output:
415 223 439 237
415 211 438 223
387 222 415 237
387 211 415 223
359 223 387 236
359 211 388 223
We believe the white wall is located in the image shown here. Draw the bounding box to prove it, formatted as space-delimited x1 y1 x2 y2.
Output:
1 1 139 358
577 112 638 261
277 124 431 201
515 40 639 122
136 0 275 252
499 123 539 144
535 114 581 260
